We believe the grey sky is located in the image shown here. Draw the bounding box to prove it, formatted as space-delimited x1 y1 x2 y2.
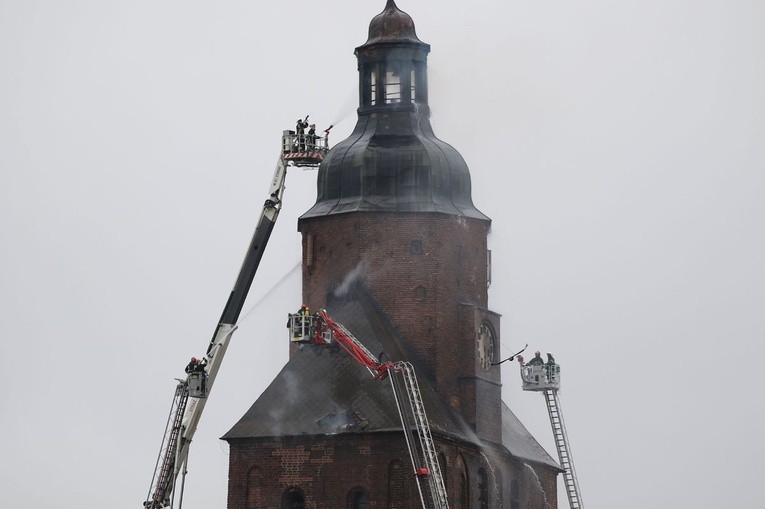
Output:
1 1 763 507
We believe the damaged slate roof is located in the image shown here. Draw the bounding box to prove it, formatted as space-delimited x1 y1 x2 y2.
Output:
222 281 558 470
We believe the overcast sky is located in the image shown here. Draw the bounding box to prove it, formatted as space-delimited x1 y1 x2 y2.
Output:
1 1 764 508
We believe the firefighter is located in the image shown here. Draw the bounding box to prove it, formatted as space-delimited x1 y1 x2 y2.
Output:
185 357 206 373
527 351 544 366
296 116 309 151
546 352 556 365
185 357 200 374
307 124 317 150
289 305 310 339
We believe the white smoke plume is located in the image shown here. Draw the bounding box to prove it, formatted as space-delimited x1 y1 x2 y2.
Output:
333 260 368 298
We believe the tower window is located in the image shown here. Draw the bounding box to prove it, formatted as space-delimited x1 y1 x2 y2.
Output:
388 460 405 507
281 487 305 509
410 69 416 101
487 249 492 289
370 69 377 106
247 467 263 509
459 473 469 509
384 66 402 104
510 479 520 509
478 468 489 509
347 487 370 509
409 239 423 253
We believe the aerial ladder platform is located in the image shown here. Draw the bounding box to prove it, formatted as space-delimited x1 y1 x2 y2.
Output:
143 125 328 509
288 309 449 509
520 355 584 509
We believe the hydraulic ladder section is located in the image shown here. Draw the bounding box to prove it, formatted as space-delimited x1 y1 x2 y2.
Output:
544 389 582 509
308 310 449 509
520 360 584 509
391 361 449 509
145 382 190 509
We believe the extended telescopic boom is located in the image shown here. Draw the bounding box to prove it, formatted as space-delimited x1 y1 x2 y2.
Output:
144 156 287 509
144 126 329 509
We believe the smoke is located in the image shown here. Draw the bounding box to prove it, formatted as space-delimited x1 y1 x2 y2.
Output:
316 409 366 434
333 261 368 298
266 369 301 437
454 215 468 229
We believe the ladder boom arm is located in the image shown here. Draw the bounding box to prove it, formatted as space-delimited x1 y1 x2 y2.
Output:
146 156 288 508
178 156 287 476
316 310 394 378
217 156 286 327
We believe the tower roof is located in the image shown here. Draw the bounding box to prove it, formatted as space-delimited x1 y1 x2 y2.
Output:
300 1 487 221
360 0 425 47
299 116 489 220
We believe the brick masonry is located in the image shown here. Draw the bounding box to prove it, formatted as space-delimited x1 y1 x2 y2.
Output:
226 211 559 508
298 212 500 440
227 433 556 509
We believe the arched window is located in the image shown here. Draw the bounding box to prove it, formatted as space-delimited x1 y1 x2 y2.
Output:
510 479 520 509
455 455 469 509
384 63 402 104
362 58 424 108
387 460 406 508
438 452 448 492
246 467 263 509
478 468 489 509
281 487 305 509
459 473 469 509
348 487 370 509
370 68 377 106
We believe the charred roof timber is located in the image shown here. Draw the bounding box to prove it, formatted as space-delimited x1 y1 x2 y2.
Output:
300 0 489 221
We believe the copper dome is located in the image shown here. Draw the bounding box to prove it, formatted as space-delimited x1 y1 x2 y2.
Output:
360 0 424 47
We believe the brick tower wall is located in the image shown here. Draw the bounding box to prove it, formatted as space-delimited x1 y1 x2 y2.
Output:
298 212 502 442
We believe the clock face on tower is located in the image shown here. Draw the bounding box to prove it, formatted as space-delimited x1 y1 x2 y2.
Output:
476 322 495 370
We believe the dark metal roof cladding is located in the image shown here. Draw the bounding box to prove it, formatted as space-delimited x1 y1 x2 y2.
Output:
300 113 489 219
300 1 488 221
360 0 425 47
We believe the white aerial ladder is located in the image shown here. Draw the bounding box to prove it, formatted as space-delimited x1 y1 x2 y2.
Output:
520 355 584 509
143 125 329 509
288 309 450 509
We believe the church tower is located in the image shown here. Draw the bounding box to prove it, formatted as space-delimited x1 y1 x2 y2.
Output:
224 2 561 507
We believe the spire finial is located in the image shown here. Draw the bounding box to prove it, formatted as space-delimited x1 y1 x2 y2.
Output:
360 0 424 47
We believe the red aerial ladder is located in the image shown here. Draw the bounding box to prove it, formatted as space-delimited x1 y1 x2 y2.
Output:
288 309 450 509
143 125 329 509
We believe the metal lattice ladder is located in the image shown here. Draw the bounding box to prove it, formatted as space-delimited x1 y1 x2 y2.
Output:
394 362 449 509
145 382 189 509
333 321 380 366
543 389 583 509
